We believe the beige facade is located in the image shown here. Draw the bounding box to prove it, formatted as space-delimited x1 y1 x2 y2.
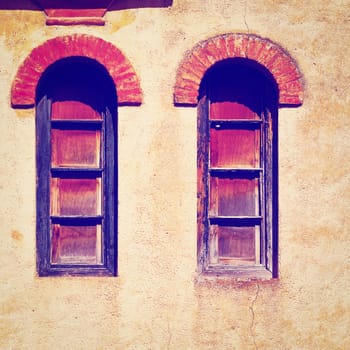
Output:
1 0 350 349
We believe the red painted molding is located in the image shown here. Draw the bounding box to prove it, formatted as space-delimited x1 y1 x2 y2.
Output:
35 0 112 25
174 33 304 106
11 34 142 108
45 17 105 25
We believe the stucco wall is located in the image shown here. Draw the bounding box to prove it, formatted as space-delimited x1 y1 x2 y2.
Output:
1 0 350 349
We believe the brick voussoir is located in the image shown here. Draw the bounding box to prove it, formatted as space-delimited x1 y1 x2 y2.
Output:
11 34 142 107
174 33 304 107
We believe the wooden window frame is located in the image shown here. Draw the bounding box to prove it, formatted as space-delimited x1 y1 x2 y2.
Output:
36 60 117 277
197 61 278 280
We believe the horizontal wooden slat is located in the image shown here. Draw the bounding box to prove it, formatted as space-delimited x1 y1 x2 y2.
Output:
209 167 262 178
51 168 103 178
51 120 103 130
209 216 262 226
50 216 103 224
210 119 262 130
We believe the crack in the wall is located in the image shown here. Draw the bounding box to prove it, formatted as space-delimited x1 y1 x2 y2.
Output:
243 0 250 33
167 319 172 350
249 283 260 350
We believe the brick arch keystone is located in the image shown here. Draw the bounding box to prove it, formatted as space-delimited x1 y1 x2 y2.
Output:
174 33 304 106
11 34 142 107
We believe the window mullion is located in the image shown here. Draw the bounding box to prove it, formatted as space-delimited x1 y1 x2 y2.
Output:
264 108 274 272
197 96 210 271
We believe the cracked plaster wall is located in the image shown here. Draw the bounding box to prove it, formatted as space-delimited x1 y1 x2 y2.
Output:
1 0 350 349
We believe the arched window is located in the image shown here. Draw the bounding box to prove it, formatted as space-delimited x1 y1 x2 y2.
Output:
197 58 278 278
36 57 117 276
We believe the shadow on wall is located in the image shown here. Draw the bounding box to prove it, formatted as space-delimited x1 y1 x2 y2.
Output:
0 0 173 10
110 0 173 10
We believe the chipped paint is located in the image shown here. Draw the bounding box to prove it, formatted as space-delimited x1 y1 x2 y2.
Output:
0 10 44 56
11 230 23 242
107 10 136 33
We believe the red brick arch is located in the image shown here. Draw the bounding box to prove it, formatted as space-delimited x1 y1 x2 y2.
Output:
11 34 142 107
174 33 304 106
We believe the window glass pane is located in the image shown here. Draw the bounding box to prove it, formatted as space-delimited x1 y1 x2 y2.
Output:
210 178 259 216
51 129 100 167
210 101 258 120
217 226 259 265
51 178 101 216
210 128 260 168
51 101 101 120
51 224 102 264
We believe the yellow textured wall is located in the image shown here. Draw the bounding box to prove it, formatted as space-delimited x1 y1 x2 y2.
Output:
1 0 350 349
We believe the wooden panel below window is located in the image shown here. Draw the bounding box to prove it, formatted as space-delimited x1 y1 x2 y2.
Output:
217 226 258 265
210 128 260 168
51 224 102 265
51 129 101 167
51 101 101 120
51 178 101 216
210 177 259 216
210 101 257 120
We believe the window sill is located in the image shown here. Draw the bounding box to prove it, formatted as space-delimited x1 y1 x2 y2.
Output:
198 265 273 281
38 265 116 277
